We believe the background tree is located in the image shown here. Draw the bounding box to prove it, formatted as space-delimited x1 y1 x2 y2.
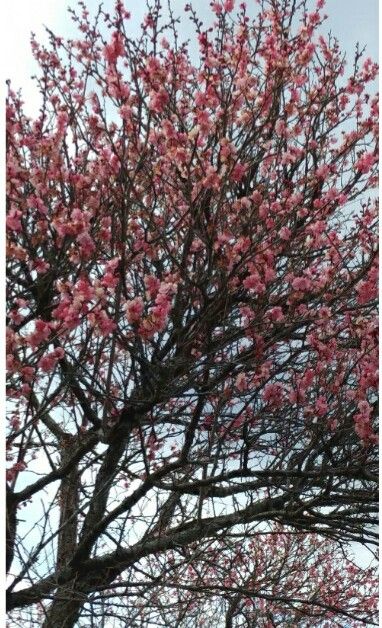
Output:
6 0 378 626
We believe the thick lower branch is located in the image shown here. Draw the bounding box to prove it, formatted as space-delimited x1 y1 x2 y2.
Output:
7 494 288 613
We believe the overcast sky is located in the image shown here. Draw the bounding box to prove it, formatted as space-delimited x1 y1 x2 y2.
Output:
3 0 379 577
3 0 378 116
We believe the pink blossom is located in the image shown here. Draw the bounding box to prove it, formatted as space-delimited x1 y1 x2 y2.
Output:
356 278 377 304
56 110 69 135
315 164 330 179
6 355 17 373
103 32 124 64
34 260 51 274
251 190 263 204
264 266 276 283
22 366 35 382
194 91 207 107
268 307 284 322
149 88 169 113
102 273 118 289
75 278 94 302
354 412 374 442
7 461 27 482
291 276 312 292
235 373 247 391
262 383 283 406
27 320 51 348
233 237 251 257
144 275 161 298
38 353 59 372
138 316 160 339
243 273 265 293
279 226 291 241
275 119 287 135
126 297 145 324
7 209 22 232
224 0 235 11
202 165 221 189
97 311 117 336
231 162 247 182
315 396 328 417
76 232 95 256
302 369 315 387
151 302 170 324
355 152 376 174
211 2 223 14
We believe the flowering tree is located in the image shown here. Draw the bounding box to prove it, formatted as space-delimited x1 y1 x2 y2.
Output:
6 0 378 625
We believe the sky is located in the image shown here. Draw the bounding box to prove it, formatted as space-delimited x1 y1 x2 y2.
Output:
3 0 378 117
2 0 379 611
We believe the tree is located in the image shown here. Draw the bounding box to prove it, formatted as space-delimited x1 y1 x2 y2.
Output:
6 0 378 625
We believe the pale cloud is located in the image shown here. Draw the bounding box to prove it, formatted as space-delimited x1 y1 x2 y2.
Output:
4 1 73 114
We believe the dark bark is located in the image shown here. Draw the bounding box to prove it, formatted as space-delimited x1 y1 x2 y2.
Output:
56 437 80 570
6 485 17 573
